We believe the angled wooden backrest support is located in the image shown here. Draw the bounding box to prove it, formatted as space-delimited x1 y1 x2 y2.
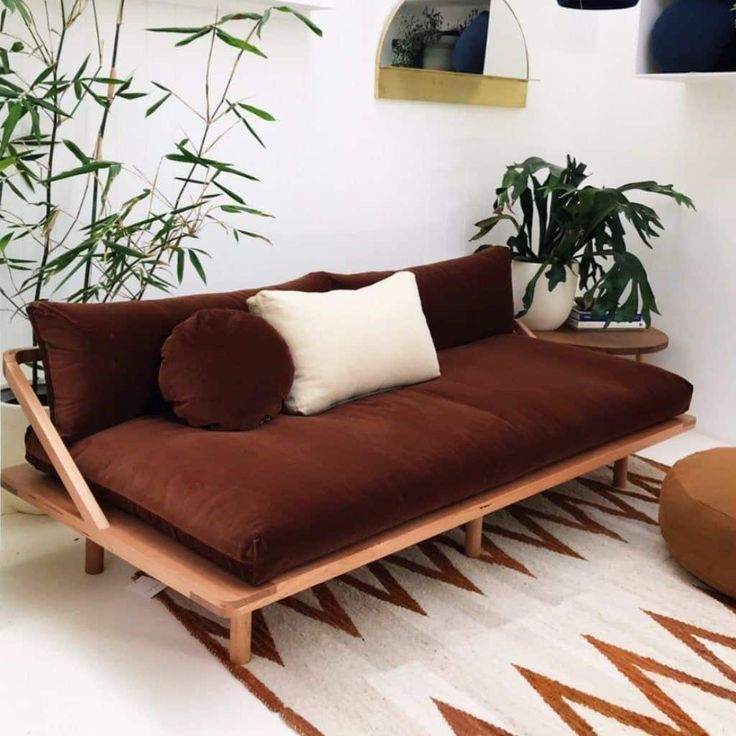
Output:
514 319 536 338
2 348 109 531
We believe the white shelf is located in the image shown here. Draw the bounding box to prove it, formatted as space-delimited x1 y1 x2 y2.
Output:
637 71 736 83
636 0 736 80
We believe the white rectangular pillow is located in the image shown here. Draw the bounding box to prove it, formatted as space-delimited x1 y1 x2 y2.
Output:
247 272 440 415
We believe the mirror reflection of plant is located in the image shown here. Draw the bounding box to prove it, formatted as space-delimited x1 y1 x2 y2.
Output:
391 7 444 68
447 9 479 36
0 0 321 318
471 156 694 325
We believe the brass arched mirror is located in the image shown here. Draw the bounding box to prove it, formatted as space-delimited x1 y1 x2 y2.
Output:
376 0 529 108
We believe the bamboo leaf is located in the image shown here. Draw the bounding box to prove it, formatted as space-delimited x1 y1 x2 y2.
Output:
0 77 23 93
63 139 89 164
31 65 54 88
274 6 322 36
46 160 115 183
72 55 90 99
214 28 267 57
91 76 127 85
235 229 271 244
29 96 67 115
108 242 146 258
240 115 265 148
147 25 206 33
218 12 262 24
221 204 273 217
256 8 272 38
212 180 244 203
188 249 207 283
228 102 265 148
237 102 276 121
1 0 31 24
176 248 184 283
175 27 212 47
0 101 24 157
28 104 41 142
145 92 171 117
101 163 121 203
166 148 259 181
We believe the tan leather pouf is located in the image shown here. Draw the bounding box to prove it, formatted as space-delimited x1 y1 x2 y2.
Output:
659 448 736 598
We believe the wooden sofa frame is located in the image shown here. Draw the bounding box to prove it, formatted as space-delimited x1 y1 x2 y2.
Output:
1 333 695 666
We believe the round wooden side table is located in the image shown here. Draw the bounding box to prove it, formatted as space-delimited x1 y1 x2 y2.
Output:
531 326 669 363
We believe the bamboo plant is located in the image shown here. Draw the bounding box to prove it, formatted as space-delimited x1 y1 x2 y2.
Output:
471 156 694 325
0 0 321 324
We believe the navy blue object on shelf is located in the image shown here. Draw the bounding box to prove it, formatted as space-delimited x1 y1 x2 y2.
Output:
451 11 489 74
557 1 639 8
650 0 736 73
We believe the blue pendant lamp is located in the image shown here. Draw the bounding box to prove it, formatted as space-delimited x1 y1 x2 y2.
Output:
557 1 639 8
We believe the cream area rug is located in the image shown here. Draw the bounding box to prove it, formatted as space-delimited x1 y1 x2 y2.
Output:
158 457 736 735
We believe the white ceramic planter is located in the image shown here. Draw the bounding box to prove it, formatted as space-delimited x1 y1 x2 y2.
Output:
1 392 45 514
422 36 456 71
512 261 578 332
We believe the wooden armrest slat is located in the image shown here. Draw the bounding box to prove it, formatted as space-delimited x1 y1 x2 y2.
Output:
2 348 109 531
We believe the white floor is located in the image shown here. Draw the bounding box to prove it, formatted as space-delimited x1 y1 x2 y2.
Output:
637 429 728 467
0 430 728 736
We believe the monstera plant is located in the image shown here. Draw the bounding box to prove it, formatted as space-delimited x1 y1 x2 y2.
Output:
471 156 694 327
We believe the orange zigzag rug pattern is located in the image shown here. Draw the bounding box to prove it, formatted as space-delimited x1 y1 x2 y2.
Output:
158 457 736 735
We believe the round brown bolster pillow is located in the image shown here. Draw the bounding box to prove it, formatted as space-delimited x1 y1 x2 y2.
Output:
159 309 294 431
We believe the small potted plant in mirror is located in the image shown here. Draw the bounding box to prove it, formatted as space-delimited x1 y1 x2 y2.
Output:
392 8 444 69
471 156 694 331
391 7 479 72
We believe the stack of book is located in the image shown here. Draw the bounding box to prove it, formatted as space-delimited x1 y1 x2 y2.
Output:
566 305 645 330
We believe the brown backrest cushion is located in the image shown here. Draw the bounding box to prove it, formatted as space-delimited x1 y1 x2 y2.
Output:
159 310 294 431
327 246 513 350
29 272 331 442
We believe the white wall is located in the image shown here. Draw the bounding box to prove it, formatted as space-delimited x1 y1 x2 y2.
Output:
1 0 734 442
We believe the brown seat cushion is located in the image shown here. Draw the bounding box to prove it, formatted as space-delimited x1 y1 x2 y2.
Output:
27 335 692 586
159 310 294 431
659 448 736 597
28 272 331 442
327 247 514 350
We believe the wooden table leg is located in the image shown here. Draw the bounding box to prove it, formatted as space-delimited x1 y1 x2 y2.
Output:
229 611 252 665
636 353 645 363
85 538 104 575
464 517 483 559
613 457 629 491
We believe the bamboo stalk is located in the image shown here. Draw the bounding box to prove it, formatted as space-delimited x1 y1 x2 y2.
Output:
32 0 68 393
83 0 126 298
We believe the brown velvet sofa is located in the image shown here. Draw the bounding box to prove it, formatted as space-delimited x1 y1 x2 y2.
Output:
1 247 695 666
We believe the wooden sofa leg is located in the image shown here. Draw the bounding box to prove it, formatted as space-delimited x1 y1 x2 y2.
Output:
85 538 104 575
613 457 629 491
229 611 252 665
464 517 484 558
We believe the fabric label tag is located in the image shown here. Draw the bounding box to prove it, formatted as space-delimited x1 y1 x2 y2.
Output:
126 574 167 599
